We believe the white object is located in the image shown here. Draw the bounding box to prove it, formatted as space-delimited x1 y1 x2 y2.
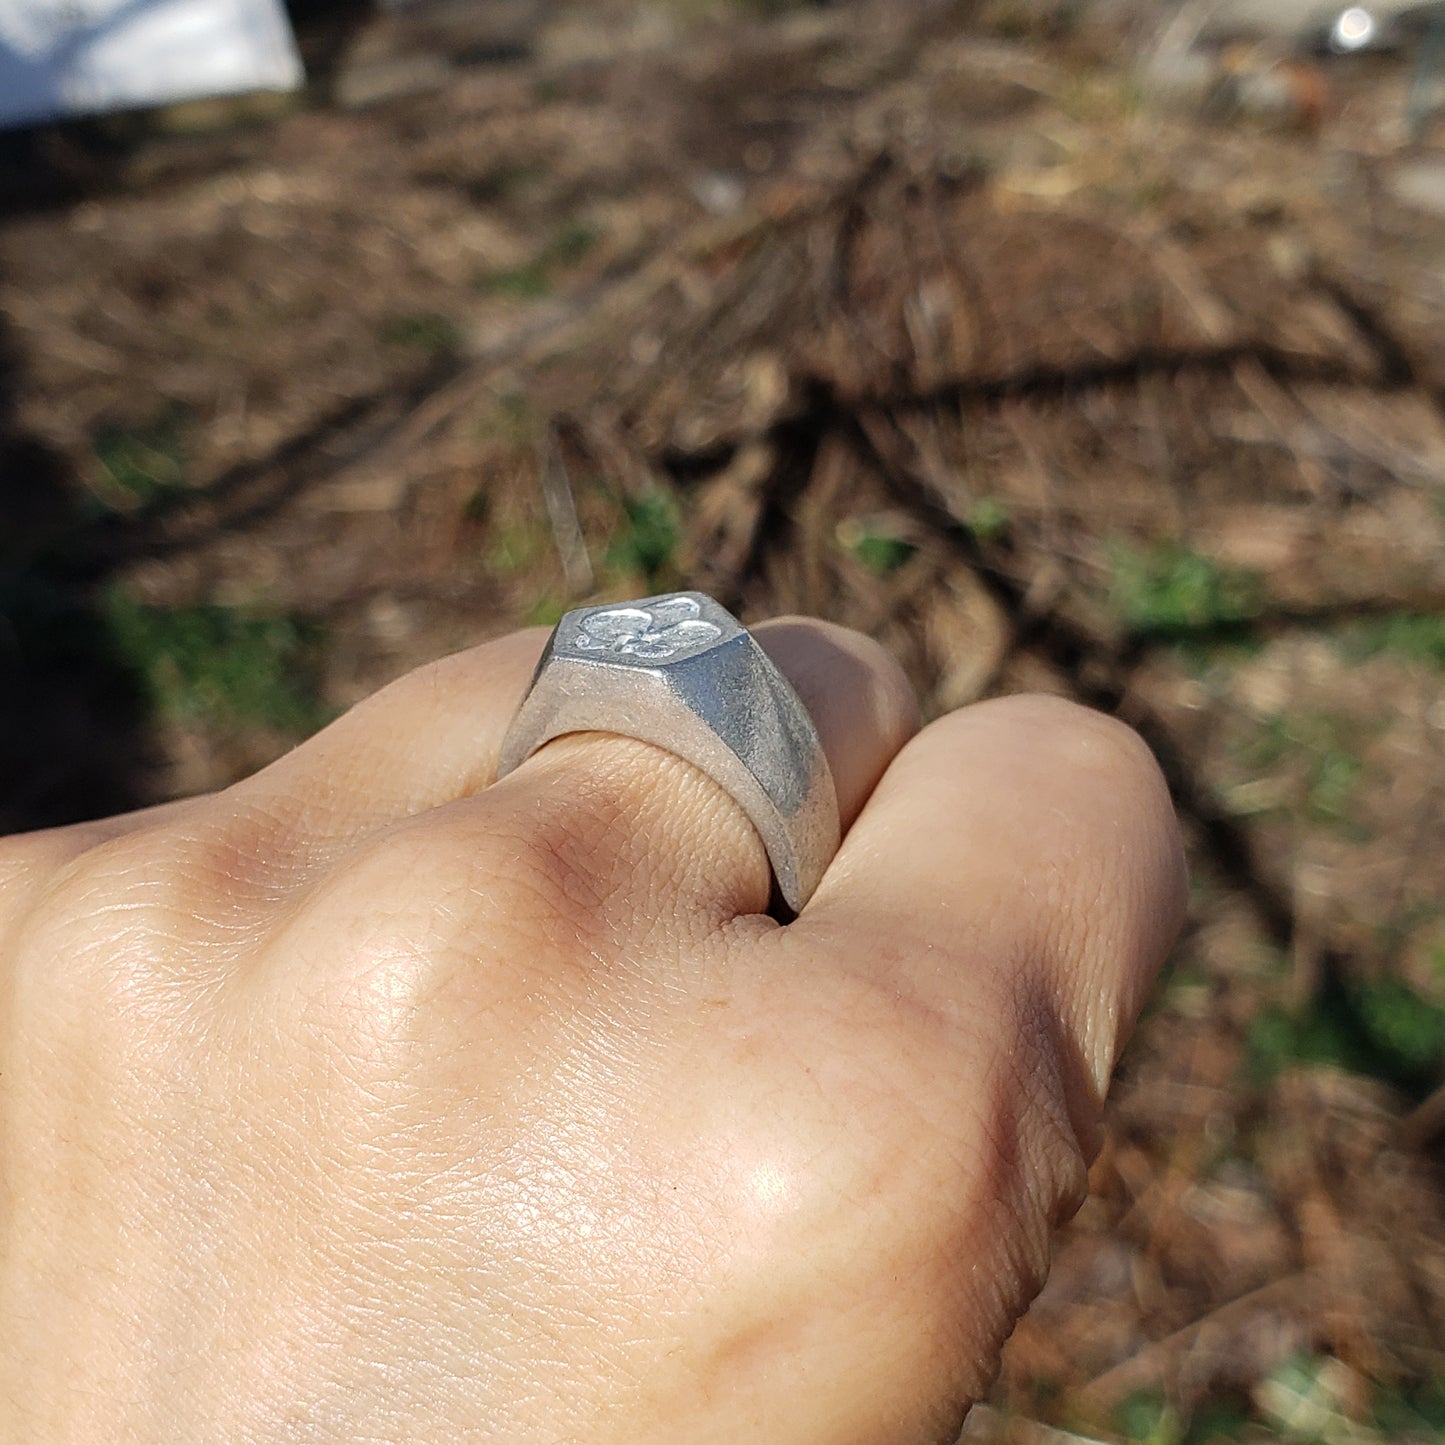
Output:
0 0 303 129
1331 6 1379 48
1201 0 1419 40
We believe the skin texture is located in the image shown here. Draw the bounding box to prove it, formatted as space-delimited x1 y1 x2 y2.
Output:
0 618 1186 1444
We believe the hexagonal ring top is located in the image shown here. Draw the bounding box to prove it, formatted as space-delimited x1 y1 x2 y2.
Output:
495 591 839 914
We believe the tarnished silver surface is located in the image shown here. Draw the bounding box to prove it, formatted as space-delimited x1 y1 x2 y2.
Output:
496 592 839 914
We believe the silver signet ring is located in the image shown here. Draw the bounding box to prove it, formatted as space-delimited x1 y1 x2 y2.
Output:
495 592 840 915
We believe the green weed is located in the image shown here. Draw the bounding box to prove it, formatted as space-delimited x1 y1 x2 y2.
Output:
1109 541 1262 640
838 517 915 576
1114 1391 1184 1445
854 534 916 575
525 591 566 628
1235 714 1364 829
475 392 540 450
479 261 552 301
1247 968 1445 1096
1181 1399 1252 1445
475 222 601 300
963 495 1011 542
1251 1354 1440 1443
1256 1356 1350 1441
1372 1373 1445 1436
487 519 549 576
838 514 921 575
548 222 600 269
379 312 462 354
92 412 190 508
1338 611 1445 670
1356 976 1445 1073
606 491 681 589
103 590 329 737
1306 748 1362 827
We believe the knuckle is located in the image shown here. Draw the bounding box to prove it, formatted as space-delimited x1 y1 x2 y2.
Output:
25 825 193 956
992 693 1164 791
8 842 209 1074
0 830 82 915
12 801 314 1027
336 628 551 738
304 805 608 986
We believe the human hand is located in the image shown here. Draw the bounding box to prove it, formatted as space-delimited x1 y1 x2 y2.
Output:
0 616 1185 1443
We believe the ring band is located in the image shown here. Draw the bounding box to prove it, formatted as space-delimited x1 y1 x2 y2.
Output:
495 592 840 914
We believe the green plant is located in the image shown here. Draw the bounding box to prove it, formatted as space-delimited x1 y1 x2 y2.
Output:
525 591 566 627
103 590 329 737
475 222 601 300
1372 1373 1445 1436
838 516 918 576
547 221 599 269
1339 611 1445 670
1255 1356 1348 1441
1356 976 1445 1073
1181 1398 1252 1445
475 392 540 449
486 518 549 576
854 534 916 575
963 495 1010 542
478 261 552 300
1115 1390 1184 1445
1247 966 1445 1096
1306 747 1362 826
91 412 190 508
606 490 680 589
1109 542 1262 640
1234 713 1364 829
379 312 462 354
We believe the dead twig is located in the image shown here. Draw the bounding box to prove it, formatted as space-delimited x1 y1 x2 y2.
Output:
1075 1273 1321 1415
536 425 594 599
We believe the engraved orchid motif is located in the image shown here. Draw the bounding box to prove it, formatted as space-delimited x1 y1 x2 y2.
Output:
573 596 722 660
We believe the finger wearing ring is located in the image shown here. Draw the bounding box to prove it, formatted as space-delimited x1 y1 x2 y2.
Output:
227 598 916 932
497 594 911 916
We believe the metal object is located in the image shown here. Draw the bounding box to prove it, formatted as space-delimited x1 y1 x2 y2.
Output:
1303 2 1445 53
496 592 839 915
1330 6 1380 50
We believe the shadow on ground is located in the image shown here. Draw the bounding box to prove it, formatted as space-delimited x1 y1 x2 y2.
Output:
0 317 153 832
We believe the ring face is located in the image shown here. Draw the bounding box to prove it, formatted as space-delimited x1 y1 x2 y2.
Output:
496 592 839 914
570 596 722 660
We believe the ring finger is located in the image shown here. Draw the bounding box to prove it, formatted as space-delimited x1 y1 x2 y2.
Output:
298 614 921 947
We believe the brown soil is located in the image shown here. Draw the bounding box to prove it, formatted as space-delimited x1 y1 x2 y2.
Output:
2 2 1443 1438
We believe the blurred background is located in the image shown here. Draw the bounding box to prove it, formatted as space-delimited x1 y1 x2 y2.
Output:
2 0 1444 1439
